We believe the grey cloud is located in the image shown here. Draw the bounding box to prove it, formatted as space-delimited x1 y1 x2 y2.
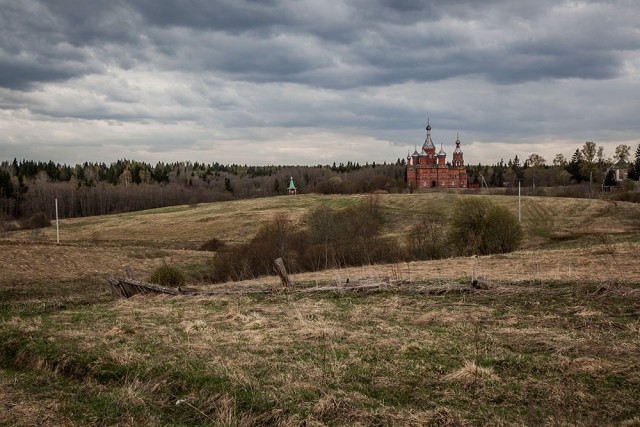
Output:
131 0 287 32
1 0 639 166
0 1 135 89
3 0 638 91
0 60 77 90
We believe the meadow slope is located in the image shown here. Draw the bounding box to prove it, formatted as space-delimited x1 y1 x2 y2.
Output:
1 193 639 425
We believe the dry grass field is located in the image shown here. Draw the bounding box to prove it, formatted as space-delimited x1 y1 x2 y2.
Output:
1 193 639 426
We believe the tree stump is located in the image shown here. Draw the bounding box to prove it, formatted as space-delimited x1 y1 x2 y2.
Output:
274 258 292 289
471 279 489 290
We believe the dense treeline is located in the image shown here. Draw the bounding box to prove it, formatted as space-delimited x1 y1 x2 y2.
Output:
0 158 406 220
2 140 639 221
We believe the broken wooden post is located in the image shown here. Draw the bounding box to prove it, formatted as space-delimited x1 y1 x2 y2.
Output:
274 257 292 289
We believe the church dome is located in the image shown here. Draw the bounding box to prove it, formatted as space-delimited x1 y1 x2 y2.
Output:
423 123 435 150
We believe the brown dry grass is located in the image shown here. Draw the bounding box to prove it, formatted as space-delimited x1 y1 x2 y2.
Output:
4 276 638 425
0 242 210 285
1 193 640 425
5 193 640 249
2 192 637 291
444 360 499 383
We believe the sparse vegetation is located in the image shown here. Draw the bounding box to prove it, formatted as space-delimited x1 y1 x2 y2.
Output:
148 264 186 288
406 220 449 260
198 237 227 252
19 211 51 230
207 196 404 282
1 193 640 425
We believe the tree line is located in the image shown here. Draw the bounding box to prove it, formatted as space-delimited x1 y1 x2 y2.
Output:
465 142 640 189
2 141 639 221
0 158 407 220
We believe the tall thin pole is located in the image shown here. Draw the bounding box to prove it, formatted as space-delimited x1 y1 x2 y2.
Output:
518 180 521 223
55 197 60 244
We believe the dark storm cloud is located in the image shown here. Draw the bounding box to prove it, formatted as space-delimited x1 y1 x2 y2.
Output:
0 0 141 89
131 0 286 32
2 0 638 90
0 59 78 91
1 0 639 165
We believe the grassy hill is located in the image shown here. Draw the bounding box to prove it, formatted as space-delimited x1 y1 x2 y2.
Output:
1 193 639 425
8 192 640 248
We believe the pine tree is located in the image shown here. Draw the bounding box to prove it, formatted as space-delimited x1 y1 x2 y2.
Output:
604 168 616 187
0 169 13 198
567 149 583 183
628 144 640 181
224 177 233 193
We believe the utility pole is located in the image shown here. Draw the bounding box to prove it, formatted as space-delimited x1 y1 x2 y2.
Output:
518 180 521 223
55 197 60 244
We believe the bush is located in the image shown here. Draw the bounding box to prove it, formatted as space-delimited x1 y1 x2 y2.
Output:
612 190 640 203
207 245 247 283
206 198 404 283
407 221 449 260
305 196 388 269
482 205 523 253
0 215 19 235
199 238 227 252
148 264 186 288
206 213 310 282
20 212 51 230
448 197 522 255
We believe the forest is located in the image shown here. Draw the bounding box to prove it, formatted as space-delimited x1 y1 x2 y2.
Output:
1 141 639 221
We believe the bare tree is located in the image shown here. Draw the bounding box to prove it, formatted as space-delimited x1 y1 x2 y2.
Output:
614 144 631 164
553 153 567 167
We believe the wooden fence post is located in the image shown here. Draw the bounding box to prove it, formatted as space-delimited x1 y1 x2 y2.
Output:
274 258 292 289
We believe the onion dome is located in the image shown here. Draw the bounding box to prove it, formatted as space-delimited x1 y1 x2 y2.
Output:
453 133 462 153
437 144 446 157
422 123 435 151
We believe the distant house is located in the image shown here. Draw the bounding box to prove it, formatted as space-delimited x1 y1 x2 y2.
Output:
405 122 468 190
287 176 297 195
610 162 630 182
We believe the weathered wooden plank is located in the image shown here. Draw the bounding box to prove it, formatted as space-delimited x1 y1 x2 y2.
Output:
107 277 487 299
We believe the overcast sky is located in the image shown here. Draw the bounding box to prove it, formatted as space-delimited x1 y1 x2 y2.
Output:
1 0 639 166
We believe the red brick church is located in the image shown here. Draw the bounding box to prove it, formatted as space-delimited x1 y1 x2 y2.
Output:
406 123 467 189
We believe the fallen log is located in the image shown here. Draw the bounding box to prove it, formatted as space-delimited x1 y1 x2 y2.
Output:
107 277 179 298
106 277 494 299
106 277 393 299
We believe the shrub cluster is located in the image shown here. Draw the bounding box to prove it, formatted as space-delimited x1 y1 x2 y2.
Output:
19 212 51 230
205 196 523 283
148 264 186 288
448 197 523 255
207 196 401 282
406 221 448 260
198 238 227 252
0 215 18 235
611 190 640 203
